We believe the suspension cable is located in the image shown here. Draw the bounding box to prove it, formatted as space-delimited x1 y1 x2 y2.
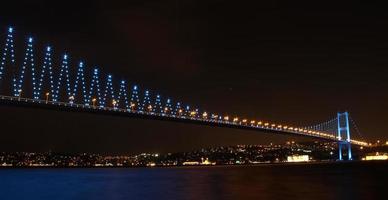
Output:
349 114 364 139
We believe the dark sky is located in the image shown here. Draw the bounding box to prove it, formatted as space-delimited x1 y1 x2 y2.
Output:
0 0 387 154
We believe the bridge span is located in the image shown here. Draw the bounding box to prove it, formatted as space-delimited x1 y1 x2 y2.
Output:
0 26 370 160
0 95 367 148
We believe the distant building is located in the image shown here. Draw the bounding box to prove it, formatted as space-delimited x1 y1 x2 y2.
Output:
201 158 216 165
287 155 309 162
182 158 216 166
182 161 200 166
363 152 388 161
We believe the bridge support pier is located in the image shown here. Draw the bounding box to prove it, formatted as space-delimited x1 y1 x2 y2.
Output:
337 112 352 161
338 141 352 161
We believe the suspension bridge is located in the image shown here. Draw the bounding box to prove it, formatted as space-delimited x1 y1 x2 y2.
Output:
0 27 369 160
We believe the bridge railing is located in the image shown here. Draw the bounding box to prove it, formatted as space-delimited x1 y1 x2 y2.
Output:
0 94 369 146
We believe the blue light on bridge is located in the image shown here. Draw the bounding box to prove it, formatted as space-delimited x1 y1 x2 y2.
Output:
142 90 151 112
153 95 162 113
102 74 115 107
0 27 16 78
70 61 87 103
0 26 369 157
117 80 129 109
165 98 172 114
87 68 102 106
13 36 36 97
130 85 140 110
36 46 54 99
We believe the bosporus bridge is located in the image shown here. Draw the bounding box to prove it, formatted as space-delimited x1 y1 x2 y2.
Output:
0 27 369 160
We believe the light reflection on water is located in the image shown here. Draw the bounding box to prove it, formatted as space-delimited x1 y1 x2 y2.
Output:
0 162 387 200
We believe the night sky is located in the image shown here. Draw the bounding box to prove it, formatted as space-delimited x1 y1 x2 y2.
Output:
0 0 387 154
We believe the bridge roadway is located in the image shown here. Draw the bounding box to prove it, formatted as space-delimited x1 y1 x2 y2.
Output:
0 95 368 146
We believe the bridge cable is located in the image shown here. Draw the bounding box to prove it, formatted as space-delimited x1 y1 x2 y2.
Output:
348 114 364 140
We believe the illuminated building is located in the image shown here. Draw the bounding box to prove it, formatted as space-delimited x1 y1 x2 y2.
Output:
362 152 388 161
287 155 310 162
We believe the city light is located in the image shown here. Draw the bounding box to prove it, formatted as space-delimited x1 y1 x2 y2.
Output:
190 111 196 116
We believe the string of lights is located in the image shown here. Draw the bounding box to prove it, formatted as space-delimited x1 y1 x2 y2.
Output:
0 26 369 147
0 27 15 81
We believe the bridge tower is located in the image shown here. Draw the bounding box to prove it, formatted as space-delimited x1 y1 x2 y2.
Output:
337 112 352 161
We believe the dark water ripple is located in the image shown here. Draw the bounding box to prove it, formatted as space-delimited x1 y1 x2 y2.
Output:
0 162 387 200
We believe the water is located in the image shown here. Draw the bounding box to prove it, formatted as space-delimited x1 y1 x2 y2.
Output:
0 162 387 200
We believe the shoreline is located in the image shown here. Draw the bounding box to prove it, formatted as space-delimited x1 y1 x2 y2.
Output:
1 160 386 169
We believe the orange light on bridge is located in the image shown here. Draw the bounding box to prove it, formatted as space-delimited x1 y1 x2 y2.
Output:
202 112 208 118
69 95 75 102
224 116 229 121
18 89 22 98
45 92 50 102
112 99 117 107
92 98 97 107
233 117 239 122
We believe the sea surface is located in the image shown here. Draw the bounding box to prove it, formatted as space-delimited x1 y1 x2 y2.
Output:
0 162 387 200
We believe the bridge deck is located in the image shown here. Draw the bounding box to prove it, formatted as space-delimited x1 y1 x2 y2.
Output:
0 95 368 146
